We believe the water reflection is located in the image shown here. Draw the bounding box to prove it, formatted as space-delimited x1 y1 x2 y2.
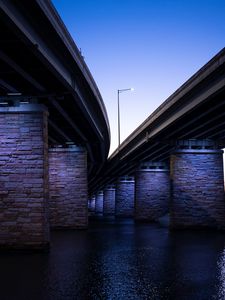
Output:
0 217 225 299
217 248 225 299
167 231 224 300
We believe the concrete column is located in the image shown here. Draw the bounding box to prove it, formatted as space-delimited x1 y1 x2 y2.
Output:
103 185 115 215
170 139 225 230
115 176 135 217
88 195 96 216
49 145 88 229
95 191 103 215
0 104 49 250
135 162 170 222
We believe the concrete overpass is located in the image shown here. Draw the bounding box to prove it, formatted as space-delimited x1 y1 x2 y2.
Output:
0 0 110 175
1 0 225 250
90 48 225 230
0 0 110 249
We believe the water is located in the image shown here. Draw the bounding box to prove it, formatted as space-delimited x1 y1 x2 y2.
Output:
1 217 225 299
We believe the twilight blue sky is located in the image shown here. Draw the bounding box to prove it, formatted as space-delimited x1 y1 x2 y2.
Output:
52 0 225 155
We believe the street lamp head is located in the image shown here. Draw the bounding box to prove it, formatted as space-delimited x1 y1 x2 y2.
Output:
118 87 134 93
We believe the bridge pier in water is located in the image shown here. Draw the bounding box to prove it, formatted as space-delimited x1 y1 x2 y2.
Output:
49 145 88 229
115 176 135 217
135 162 170 222
95 191 104 215
103 185 115 215
170 140 225 230
88 195 96 216
0 104 49 250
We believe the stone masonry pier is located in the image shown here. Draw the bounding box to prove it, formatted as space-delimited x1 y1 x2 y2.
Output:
95 191 104 215
0 104 49 249
103 185 115 215
115 176 135 217
135 162 170 222
170 140 225 230
49 145 88 229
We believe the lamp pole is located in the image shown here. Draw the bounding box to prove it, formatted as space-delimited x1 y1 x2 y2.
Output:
117 88 134 151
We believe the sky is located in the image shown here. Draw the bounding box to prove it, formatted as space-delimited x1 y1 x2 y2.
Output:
52 0 225 155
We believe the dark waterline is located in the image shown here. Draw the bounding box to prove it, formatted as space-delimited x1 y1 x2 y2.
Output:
1 217 225 300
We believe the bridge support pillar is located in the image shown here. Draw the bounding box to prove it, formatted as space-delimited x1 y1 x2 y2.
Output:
0 104 49 250
135 162 170 222
95 191 104 215
49 145 88 229
115 176 135 217
170 140 225 230
88 195 96 216
103 185 115 215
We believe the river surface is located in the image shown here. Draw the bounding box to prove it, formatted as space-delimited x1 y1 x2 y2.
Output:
1 217 225 299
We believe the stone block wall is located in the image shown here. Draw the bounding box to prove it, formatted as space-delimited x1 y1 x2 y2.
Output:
115 176 135 217
0 104 49 249
135 162 170 222
170 148 225 229
95 191 103 215
103 185 115 215
49 146 88 229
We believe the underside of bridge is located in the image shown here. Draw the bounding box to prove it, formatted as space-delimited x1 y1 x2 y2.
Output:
0 0 110 249
90 48 225 192
1 0 225 251
0 0 110 179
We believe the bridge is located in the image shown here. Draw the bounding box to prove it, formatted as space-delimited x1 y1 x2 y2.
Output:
1 0 225 251
0 0 110 249
90 48 225 230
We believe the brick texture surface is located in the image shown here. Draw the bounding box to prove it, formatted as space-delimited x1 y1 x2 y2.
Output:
135 168 170 221
170 149 225 229
103 186 115 215
0 105 49 249
115 177 135 217
49 146 88 229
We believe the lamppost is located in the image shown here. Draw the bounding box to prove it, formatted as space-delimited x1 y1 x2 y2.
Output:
117 88 134 150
